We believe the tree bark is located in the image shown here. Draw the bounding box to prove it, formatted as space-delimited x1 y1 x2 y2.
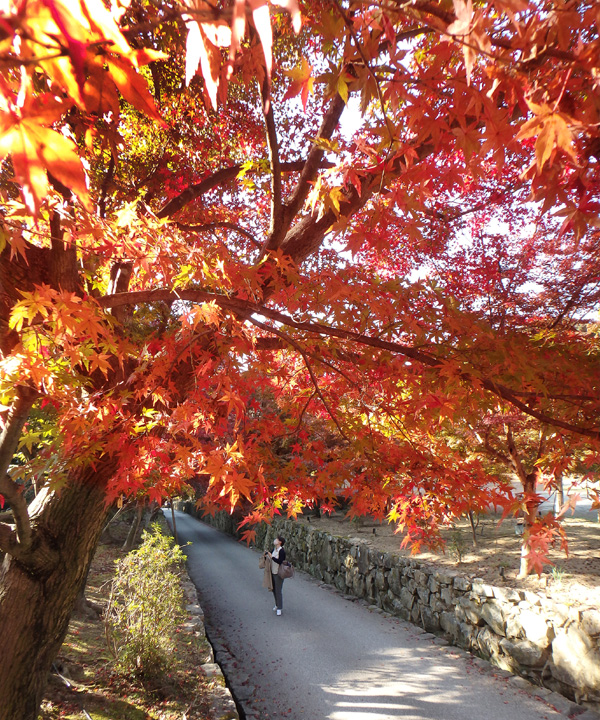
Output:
468 510 478 547
0 464 113 720
122 502 144 552
518 466 542 577
554 471 564 515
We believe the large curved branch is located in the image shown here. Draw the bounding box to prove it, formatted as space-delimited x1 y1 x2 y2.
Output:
261 92 347 256
279 136 436 265
157 160 333 220
157 165 245 219
98 288 600 441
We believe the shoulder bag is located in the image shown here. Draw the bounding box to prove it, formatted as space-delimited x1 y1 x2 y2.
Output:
278 560 295 579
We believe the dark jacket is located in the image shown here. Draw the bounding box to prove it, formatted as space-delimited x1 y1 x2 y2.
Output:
271 546 286 569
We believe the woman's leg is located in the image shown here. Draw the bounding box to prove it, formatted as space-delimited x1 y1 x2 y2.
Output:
273 574 284 609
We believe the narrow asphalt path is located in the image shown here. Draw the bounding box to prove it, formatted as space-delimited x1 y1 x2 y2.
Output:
167 511 564 720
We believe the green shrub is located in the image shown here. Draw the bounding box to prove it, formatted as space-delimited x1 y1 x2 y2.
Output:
105 524 186 678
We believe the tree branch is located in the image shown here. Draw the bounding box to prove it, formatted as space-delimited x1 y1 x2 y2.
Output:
277 390 317 438
49 209 80 294
157 165 243 219
506 428 528 485
278 135 436 265
157 160 332 220
260 76 284 247
0 389 37 555
262 92 347 256
175 221 261 248
0 521 30 561
98 288 600 441
535 427 547 462
250 316 350 442
107 261 134 325
98 155 115 220
483 430 511 467
0 473 32 552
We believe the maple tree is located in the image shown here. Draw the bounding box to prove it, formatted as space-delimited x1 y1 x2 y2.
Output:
0 0 600 715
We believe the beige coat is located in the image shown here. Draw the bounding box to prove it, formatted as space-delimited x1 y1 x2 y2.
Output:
261 554 273 591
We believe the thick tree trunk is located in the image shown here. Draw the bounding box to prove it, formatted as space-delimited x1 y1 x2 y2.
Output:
0 466 112 720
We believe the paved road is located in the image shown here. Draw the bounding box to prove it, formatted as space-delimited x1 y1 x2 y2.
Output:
166 511 564 720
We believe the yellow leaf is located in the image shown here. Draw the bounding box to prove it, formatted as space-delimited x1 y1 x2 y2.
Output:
337 74 348 104
197 301 222 327
271 0 302 33
329 186 344 214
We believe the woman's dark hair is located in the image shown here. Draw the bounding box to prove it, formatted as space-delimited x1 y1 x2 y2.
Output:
277 535 285 546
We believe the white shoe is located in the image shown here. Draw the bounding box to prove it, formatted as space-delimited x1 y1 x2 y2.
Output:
276 609 282 616
273 606 277 611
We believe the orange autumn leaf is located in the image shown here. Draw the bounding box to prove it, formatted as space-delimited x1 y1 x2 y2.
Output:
283 56 314 110
0 118 90 214
106 57 163 123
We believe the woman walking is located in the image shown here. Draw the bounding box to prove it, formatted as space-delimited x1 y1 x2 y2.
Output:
267 536 286 616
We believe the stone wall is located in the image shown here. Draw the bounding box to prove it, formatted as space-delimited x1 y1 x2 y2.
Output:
191 506 600 712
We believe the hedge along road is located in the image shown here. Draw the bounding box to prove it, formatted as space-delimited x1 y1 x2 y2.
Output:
166 511 565 720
